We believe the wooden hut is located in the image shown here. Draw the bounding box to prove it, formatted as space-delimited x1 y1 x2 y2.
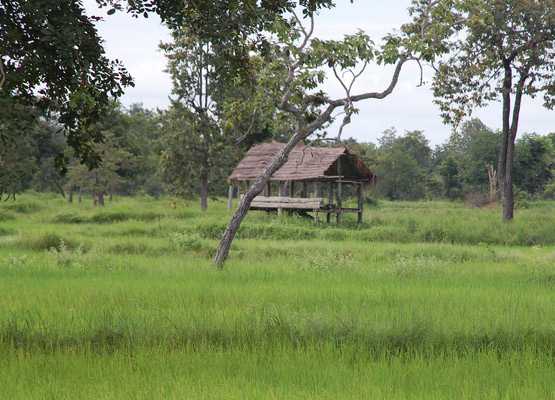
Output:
228 141 378 223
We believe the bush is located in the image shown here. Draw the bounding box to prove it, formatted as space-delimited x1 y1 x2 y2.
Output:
23 231 77 251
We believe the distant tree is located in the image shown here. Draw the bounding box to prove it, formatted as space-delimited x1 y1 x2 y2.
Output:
445 119 493 158
406 0 555 221
438 156 460 200
514 134 555 196
374 129 431 201
160 26 232 210
159 104 237 201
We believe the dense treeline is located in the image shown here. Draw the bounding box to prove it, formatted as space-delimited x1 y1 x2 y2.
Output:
12 101 554 206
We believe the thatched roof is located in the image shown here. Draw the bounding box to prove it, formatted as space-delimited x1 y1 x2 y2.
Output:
229 141 377 184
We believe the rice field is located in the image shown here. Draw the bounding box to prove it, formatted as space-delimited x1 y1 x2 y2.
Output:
0 193 554 399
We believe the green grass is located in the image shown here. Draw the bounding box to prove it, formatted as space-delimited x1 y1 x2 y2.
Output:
0 193 554 398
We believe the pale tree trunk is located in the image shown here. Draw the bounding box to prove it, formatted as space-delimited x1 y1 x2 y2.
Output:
200 134 209 211
68 185 74 203
78 185 83 203
485 164 496 201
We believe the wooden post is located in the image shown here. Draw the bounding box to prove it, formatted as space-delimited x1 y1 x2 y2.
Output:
336 158 342 225
357 182 364 223
313 181 319 222
265 182 271 197
278 181 285 216
228 185 234 211
327 181 333 223
302 182 308 198
289 181 295 197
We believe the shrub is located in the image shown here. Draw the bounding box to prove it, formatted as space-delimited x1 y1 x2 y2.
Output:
170 232 202 252
23 231 77 251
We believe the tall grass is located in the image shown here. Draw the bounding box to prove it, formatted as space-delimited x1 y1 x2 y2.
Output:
0 193 554 398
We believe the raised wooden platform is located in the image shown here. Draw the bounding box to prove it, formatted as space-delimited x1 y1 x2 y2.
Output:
248 196 323 210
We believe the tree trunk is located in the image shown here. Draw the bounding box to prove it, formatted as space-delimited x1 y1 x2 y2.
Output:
212 124 322 268
497 65 526 222
212 57 406 267
68 186 74 203
54 179 66 199
200 128 210 211
200 176 208 211
485 164 497 201
78 185 83 203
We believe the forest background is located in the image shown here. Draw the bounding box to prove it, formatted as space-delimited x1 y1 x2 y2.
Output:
7 102 555 208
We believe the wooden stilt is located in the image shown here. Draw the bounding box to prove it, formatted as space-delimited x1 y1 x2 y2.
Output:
228 185 233 211
327 181 333 223
314 181 319 222
358 182 364 223
278 181 285 216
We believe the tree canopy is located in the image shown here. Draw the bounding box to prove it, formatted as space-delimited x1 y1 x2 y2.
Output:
0 0 134 198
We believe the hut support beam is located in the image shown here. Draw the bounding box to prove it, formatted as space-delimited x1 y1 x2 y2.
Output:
228 185 234 211
314 182 319 222
327 182 333 223
358 183 364 223
336 179 342 225
278 181 285 216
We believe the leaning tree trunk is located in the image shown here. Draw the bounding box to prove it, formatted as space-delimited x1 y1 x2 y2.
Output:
212 128 308 268
211 57 406 267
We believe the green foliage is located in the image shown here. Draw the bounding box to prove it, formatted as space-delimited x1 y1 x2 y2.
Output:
0 0 133 198
372 129 432 201
438 156 460 199
22 231 76 252
514 134 555 195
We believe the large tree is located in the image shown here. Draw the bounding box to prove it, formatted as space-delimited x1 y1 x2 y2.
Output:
406 0 555 221
0 0 134 198
210 7 414 267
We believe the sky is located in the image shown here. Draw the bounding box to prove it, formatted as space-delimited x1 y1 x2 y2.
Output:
83 0 554 147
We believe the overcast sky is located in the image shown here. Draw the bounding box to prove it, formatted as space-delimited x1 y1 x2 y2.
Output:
83 0 554 147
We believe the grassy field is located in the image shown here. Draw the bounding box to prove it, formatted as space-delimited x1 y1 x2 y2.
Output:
0 193 554 399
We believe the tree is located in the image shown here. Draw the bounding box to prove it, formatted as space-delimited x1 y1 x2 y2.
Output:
211 7 414 267
514 134 555 195
0 0 134 198
406 0 555 221
160 26 235 210
438 156 460 199
159 104 237 202
373 129 432 201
